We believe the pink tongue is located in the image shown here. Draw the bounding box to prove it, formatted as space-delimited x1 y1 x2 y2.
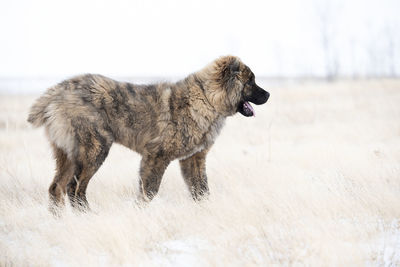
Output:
244 101 255 116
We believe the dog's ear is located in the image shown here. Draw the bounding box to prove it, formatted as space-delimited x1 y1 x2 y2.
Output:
229 58 240 76
220 56 240 81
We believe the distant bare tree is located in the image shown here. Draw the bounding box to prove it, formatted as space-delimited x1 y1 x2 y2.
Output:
365 24 398 78
385 25 397 77
315 1 340 80
366 26 381 78
349 37 358 79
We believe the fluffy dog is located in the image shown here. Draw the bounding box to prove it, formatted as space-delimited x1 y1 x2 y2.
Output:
28 56 269 213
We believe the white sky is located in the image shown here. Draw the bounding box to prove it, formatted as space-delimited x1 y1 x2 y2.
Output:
0 0 399 77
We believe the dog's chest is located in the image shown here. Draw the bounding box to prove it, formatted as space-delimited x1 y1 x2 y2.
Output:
178 116 225 160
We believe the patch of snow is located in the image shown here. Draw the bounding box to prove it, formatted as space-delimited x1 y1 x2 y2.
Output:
368 220 400 266
148 237 210 267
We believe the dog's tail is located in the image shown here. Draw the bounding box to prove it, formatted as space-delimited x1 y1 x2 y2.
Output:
27 92 52 127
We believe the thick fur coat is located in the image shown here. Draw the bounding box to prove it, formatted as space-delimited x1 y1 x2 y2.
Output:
28 56 269 213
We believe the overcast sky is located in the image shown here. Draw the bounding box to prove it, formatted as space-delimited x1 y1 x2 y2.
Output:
0 0 399 78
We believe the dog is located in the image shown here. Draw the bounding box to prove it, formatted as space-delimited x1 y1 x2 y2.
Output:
28 55 269 213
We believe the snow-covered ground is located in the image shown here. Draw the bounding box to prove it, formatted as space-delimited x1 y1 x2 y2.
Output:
1 79 400 266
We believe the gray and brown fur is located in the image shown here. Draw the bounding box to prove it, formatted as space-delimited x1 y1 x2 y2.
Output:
28 55 269 213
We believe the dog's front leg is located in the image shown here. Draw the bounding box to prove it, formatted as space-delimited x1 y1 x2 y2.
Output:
179 149 210 201
139 155 170 202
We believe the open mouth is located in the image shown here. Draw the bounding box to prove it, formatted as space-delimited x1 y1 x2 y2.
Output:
238 101 256 117
237 89 269 117
243 101 255 117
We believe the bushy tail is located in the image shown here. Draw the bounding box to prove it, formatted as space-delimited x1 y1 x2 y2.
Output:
27 94 52 127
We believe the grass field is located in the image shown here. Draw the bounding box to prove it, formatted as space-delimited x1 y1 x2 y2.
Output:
1 79 400 266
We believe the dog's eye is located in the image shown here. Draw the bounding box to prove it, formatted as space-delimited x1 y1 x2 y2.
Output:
246 79 255 86
247 74 255 85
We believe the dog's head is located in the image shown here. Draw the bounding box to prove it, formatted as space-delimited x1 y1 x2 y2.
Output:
201 56 269 117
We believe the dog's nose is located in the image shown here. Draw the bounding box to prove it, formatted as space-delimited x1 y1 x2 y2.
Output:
264 91 270 102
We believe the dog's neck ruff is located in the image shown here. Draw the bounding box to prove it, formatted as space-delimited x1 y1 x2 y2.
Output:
191 75 215 112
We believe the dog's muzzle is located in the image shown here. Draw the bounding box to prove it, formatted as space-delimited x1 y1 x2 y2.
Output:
238 85 269 117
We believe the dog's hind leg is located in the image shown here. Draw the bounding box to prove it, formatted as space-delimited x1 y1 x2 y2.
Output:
48 144 75 215
179 149 210 201
67 129 112 212
139 155 170 202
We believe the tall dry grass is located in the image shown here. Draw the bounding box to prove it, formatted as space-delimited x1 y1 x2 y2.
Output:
1 79 400 266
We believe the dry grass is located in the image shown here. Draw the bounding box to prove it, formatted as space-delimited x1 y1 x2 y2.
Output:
1 79 400 266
